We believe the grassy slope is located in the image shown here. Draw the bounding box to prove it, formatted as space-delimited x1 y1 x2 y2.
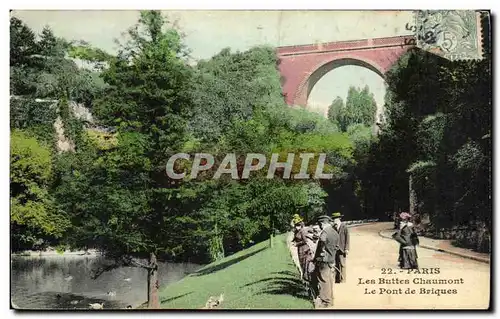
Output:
159 234 313 309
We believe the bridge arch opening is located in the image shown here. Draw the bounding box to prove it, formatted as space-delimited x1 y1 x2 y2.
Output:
304 58 387 123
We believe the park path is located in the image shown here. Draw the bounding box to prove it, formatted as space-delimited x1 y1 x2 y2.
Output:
379 227 490 263
287 223 490 309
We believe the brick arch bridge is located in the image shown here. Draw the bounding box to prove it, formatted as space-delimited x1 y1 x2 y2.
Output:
276 35 415 107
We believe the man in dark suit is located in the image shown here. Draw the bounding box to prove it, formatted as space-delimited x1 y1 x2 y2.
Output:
331 212 349 283
313 215 340 308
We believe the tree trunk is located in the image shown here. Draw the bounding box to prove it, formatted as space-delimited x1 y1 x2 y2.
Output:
409 174 417 215
147 252 160 309
269 218 274 248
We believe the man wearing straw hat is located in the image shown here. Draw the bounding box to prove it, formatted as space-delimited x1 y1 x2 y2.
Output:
313 215 339 308
331 211 349 283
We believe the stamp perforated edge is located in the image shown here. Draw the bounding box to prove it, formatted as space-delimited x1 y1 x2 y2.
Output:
413 10 487 61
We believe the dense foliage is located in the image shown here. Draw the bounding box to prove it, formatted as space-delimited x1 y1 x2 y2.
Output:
10 130 71 251
9 12 358 308
327 85 377 132
10 11 491 307
362 41 491 252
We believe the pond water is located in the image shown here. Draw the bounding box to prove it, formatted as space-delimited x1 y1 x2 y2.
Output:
11 255 201 310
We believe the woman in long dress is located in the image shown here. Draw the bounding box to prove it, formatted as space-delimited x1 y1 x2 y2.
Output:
292 220 311 279
392 212 419 269
304 225 321 298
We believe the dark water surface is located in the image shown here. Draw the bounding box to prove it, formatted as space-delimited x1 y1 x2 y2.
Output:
11 255 201 310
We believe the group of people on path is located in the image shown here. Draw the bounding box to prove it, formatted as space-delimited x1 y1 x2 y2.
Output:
291 211 420 309
291 212 349 309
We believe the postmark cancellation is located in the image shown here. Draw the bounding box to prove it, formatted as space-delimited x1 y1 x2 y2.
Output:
414 10 486 61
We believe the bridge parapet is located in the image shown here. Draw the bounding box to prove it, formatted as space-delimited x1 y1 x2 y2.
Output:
276 36 415 107
277 35 415 56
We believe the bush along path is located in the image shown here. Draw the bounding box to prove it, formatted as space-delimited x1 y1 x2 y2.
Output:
159 234 313 309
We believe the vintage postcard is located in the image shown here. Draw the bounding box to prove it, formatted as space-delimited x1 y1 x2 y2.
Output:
10 9 491 311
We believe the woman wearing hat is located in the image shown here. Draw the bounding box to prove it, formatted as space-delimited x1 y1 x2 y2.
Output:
304 224 321 298
291 216 310 281
290 214 301 229
392 212 419 269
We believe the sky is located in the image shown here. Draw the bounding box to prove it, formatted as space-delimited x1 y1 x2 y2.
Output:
12 10 414 116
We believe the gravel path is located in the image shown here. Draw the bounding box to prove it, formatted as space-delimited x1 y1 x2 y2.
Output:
285 223 490 309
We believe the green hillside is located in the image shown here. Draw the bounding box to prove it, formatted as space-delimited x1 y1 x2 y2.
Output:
159 234 313 309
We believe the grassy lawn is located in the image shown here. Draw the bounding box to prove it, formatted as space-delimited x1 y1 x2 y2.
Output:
159 234 313 309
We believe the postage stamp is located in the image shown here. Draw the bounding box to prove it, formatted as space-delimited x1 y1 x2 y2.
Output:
414 10 485 61
9 10 491 311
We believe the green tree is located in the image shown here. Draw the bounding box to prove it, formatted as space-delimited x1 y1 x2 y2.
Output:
38 26 68 58
68 10 194 308
10 17 37 66
10 130 70 251
327 96 344 127
328 86 377 132
364 36 491 253
190 46 284 143
344 85 377 129
10 17 40 96
362 49 446 218
358 85 378 125
10 18 105 151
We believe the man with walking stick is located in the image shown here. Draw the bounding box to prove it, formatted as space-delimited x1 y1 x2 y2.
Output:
313 215 339 308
